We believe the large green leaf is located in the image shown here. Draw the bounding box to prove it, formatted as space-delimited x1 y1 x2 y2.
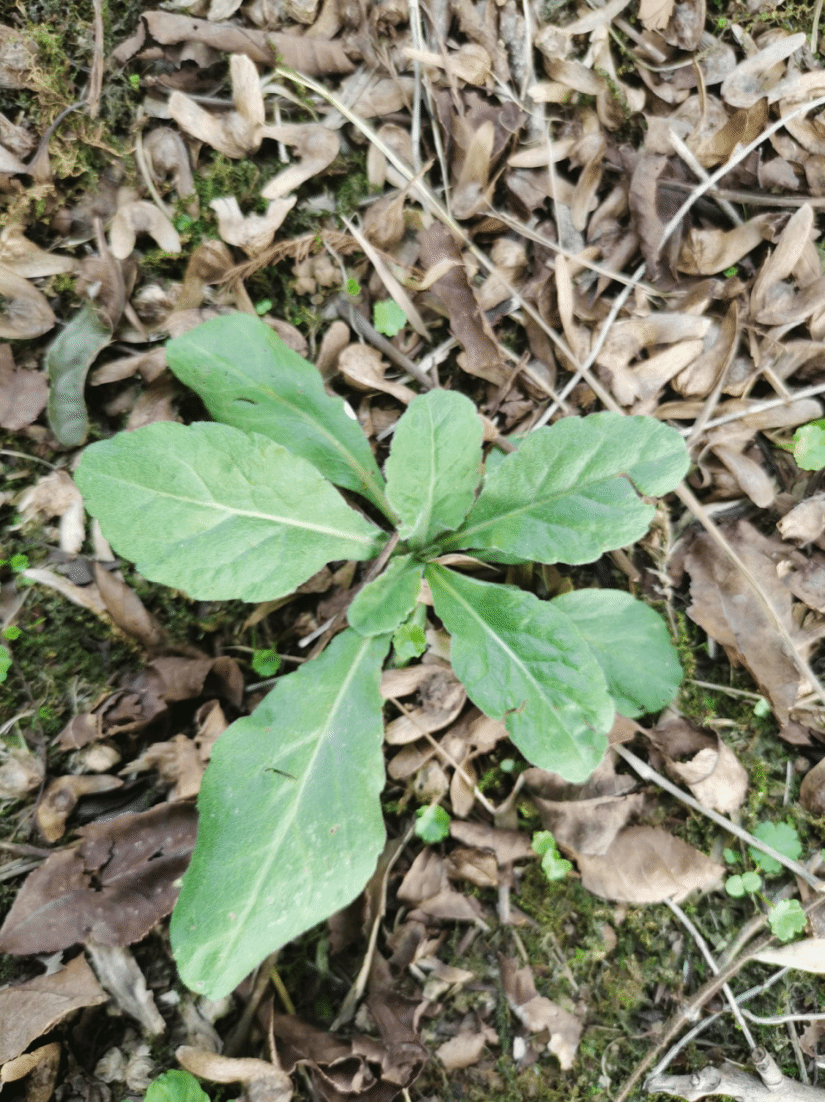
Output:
426 565 613 782
384 389 482 548
440 413 689 563
75 422 386 602
165 313 390 516
170 629 391 999
347 553 425 637
551 589 682 717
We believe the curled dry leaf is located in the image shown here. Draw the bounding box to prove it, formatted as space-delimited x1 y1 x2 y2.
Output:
92 562 165 648
109 200 181 260
0 225 76 277
143 127 196 205
385 667 466 744
418 223 508 386
650 714 748 813
499 956 583 1070
260 124 339 200
777 494 825 548
36 774 124 843
0 748 44 800
176 1046 292 1100
678 216 772 276
0 265 55 340
799 759 824 816
210 196 296 255
338 343 417 404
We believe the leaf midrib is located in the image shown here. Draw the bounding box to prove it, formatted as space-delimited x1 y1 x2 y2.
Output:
195 351 389 513
94 472 380 546
196 633 378 970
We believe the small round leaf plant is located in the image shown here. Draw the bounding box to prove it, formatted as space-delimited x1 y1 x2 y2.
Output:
75 312 690 999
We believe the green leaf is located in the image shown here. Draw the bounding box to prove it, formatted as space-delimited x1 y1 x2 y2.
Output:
373 299 407 336
0 644 11 683
171 628 391 999
46 300 112 446
385 390 483 548
749 821 802 875
440 413 689 562
165 313 390 516
793 418 825 471
251 649 281 677
426 565 614 783
347 554 425 636
392 619 427 665
415 804 451 843
75 422 386 603
741 870 762 892
550 589 682 717
768 899 807 942
145 1070 210 1102
532 831 572 881
725 874 746 898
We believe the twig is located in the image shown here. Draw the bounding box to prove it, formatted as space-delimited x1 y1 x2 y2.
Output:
677 384 826 436
87 0 104 119
613 745 825 891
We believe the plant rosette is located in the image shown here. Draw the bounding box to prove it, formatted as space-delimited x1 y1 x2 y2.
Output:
75 312 690 998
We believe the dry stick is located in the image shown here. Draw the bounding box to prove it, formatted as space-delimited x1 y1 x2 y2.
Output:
613 896 823 1102
87 0 104 119
614 745 825 891
271 64 581 407
678 383 826 435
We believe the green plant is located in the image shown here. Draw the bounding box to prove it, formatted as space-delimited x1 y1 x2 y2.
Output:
415 804 451 843
532 831 572 882
776 418 825 471
144 1070 209 1102
373 299 407 336
251 648 281 677
75 312 689 999
723 825 808 942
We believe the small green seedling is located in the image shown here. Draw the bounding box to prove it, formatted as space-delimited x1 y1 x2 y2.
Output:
725 825 807 942
75 312 689 998
415 804 451 844
777 418 825 471
532 831 572 882
373 299 407 337
254 298 273 316
251 648 281 678
345 277 361 297
144 1070 209 1102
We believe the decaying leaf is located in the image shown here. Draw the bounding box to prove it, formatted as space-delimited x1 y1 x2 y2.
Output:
649 714 748 812
85 942 165 1035
499 956 583 1069
0 265 55 340
0 343 47 430
109 200 181 260
36 774 124 843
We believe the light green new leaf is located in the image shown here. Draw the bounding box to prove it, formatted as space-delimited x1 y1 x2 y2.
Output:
75 422 386 602
347 554 425 636
46 300 112 446
440 413 689 562
551 589 682 717
426 565 613 782
170 629 391 999
385 390 483 548
165 313 390 516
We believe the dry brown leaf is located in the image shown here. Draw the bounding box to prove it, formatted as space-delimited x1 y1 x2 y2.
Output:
142 11 354 74
419 223 508 386
260 125 339 200
385 668 466 744
650 715 748 812
721 32 806 109
576 825 724 902
0 342 47 430
449 821 534 866
177 1047 292 1100
109 200 181 260
799 759 824 815
0 225 76 277
85 942 166 1035
499 956 583 1069
93 563 165 648
0 804 197 954
0 748 43 799
36 774 124 842
777 495 825 547
638 0 675 33
0 955 107 1066
436 1030 490 1071
210 196 295 254
682 520 815 722
338 343 417 404
750 938 825 974
143 127 196 205
677 216 771 275
0 265 55 340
